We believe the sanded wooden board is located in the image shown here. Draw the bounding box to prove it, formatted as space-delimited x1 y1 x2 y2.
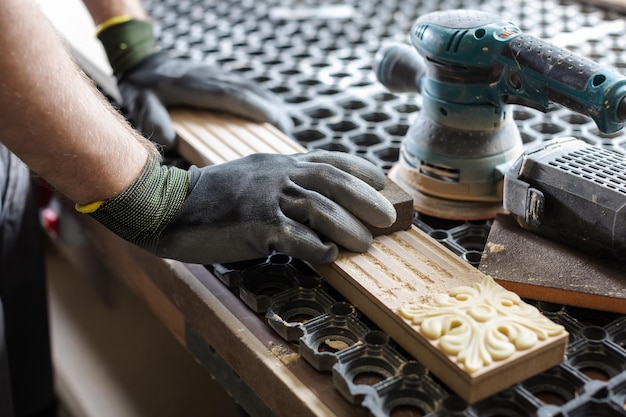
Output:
315 232 568 403
170 109 569 403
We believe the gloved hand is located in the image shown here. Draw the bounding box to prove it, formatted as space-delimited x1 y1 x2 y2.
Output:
97 18 292 149
78 150 396 265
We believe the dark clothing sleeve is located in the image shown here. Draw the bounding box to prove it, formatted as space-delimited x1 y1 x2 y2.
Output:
0 145 55 417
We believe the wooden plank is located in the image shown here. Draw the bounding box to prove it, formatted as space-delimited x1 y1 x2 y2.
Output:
315 230 568 402
172 109 304 165
169 110 568 403
46 242 238 417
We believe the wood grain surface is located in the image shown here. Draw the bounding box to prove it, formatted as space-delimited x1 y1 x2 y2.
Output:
170 109 568 403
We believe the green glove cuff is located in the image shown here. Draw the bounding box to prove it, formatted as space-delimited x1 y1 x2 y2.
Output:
87 156 191 252
97 18 158 76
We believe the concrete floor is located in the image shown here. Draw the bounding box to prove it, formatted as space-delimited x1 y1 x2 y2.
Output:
46 241 240 417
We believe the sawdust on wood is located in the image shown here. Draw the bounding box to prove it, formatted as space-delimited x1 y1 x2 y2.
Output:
268 341 300 365
486 242 506 253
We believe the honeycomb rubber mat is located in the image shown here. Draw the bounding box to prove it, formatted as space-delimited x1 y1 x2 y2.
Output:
211 252 626 417
141 0 626 414
145 0 626 174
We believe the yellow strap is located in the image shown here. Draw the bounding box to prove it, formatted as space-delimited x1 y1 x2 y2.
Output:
75 200 105 214
95 15 133 36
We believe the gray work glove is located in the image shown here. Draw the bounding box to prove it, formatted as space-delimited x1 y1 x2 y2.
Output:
98 19 292 149
81 150 396 265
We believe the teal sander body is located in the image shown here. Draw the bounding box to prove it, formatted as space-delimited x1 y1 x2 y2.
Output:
374 9 626 219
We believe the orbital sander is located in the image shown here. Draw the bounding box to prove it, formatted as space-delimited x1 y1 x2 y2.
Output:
374 9 626 220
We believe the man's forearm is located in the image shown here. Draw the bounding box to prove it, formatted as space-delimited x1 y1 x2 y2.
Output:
82 0 148 25
0 0 157 205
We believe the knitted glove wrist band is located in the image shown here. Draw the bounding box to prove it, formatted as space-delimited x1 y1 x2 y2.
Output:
97 18 158 76
86 156 191 252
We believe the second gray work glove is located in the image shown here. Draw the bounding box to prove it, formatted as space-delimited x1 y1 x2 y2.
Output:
84 150 397 265
97 19 293 149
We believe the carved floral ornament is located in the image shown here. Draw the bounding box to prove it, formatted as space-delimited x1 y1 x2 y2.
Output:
398 275 566 373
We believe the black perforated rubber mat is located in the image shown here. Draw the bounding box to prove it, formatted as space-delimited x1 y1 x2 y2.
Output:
141 0 626 415
146 0 626 172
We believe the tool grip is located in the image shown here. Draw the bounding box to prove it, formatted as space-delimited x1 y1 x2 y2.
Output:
501 35 626 133
503 35 601 91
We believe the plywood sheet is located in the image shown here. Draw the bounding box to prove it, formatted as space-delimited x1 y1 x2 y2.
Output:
480 213 626 313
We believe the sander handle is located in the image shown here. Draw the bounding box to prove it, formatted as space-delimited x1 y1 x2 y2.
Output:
499 34 626 134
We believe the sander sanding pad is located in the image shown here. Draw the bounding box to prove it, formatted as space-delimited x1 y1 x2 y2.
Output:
479 213 626 313
388 165 503 221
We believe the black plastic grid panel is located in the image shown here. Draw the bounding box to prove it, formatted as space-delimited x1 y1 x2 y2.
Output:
212 253 626 417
